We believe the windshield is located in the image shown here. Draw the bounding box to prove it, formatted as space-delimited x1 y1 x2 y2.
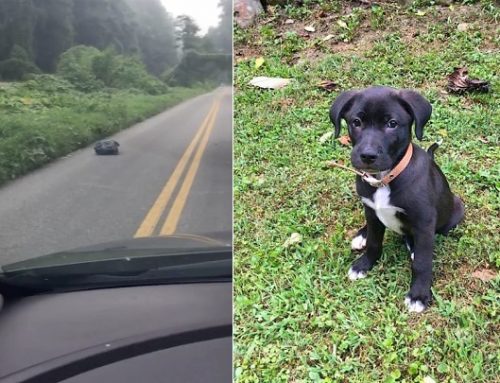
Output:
0 1 232 282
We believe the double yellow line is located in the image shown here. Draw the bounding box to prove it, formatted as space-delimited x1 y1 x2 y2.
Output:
134 99 221 238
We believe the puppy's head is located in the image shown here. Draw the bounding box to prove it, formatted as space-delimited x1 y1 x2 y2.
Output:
329 86 432 171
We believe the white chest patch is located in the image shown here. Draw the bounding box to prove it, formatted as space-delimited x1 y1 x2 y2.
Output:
361 186 405 234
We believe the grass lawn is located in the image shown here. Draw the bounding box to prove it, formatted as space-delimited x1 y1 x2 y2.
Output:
234 1 499 382
0 76 207 185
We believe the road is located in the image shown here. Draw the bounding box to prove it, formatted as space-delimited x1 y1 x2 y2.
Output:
0 87 232 265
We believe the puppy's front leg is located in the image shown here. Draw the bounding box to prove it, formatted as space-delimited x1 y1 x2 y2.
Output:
405 227 434 313
348 207 385 280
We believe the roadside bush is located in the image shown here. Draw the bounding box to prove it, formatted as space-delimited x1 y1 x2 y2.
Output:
89 47 167 94
21 74 75 93
0 45 40 80
57 45 103 91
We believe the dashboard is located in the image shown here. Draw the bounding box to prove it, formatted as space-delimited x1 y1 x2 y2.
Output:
0 283 231 383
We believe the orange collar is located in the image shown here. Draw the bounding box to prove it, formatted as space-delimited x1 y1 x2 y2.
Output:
325 143 414 188
381 143 413 186
363 143 413 187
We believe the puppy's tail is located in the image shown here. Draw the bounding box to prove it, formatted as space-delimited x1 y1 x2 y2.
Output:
427 139 443 160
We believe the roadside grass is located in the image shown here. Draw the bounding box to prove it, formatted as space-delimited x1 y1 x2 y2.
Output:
0 77 207 185
234 1 499 382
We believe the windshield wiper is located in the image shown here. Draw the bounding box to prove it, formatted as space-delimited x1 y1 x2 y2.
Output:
0 248 231 294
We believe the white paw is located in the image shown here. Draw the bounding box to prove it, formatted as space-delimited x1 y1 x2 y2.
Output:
404 297 425 313
411 252 415 261
351 234 367 250
348 267 367 281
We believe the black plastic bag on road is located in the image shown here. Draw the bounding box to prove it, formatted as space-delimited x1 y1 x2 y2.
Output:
94 140 120 155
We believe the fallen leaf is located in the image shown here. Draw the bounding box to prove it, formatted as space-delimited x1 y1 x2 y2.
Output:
304 25 315 32
457 23 468 32
423 377 436 383
416 10 426 16
438 129 448 137
447 67 490 94
338 135 351 145
249 76 291 89
283 232 302 248
337 20 348 29
255 57 265 69
285 18 294 24
319 131 333 144
472 268 497 282
317 80 338 92
322 34 335 42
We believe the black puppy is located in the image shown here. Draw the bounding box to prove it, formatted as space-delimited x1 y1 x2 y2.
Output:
330 86 464 313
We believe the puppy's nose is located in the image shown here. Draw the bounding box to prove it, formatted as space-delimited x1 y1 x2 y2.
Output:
360 151 378 164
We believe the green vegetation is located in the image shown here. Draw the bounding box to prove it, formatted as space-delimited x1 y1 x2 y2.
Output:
234 1 499 382
0 76 205 185
166 50 232 86
0 0 232 82
0 0 231 185
0 0 177 78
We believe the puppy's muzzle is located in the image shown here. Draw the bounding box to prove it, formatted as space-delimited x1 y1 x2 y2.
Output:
360 150 379 165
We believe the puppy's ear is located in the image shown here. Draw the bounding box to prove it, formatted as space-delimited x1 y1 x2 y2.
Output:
398 90 432 140
329 90 358 138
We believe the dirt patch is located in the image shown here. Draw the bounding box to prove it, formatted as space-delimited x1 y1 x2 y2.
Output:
234 2 498 63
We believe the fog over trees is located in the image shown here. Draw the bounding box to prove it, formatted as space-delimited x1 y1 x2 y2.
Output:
0 0 231 85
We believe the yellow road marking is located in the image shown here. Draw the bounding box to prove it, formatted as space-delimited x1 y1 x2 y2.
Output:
134 100 218 238
160 101 220 235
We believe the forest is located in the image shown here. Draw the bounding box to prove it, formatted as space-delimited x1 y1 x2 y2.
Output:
0 0 232 86
0 0 231 184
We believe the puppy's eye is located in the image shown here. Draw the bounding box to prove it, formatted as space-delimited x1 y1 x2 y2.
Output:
388 119 398 128
352 118 362 127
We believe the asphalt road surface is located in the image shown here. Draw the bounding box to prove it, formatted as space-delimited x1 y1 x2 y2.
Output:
0 87 232 265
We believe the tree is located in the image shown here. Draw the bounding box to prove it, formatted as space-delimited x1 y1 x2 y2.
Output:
32 0 74 72
0 0 179 80
204 0 232 54
125 0 178 75
175 15 202 53
0 44 40 80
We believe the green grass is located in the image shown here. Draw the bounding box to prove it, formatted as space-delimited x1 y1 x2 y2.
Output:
234 1 499 382
0 76 208 185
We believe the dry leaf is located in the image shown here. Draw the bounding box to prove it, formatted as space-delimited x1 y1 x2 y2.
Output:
322 34 335 42
283 232 302 248
319 131 333 144
337 20 348 29
338 135 351 145
472 268 496 282
447 67 489 94
285 18 294 24
255 57 265 69
304 25 315 32
457 23 468 32
416 10 426 16
423 377 436 383
249 76 291 89
317 80 338 92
